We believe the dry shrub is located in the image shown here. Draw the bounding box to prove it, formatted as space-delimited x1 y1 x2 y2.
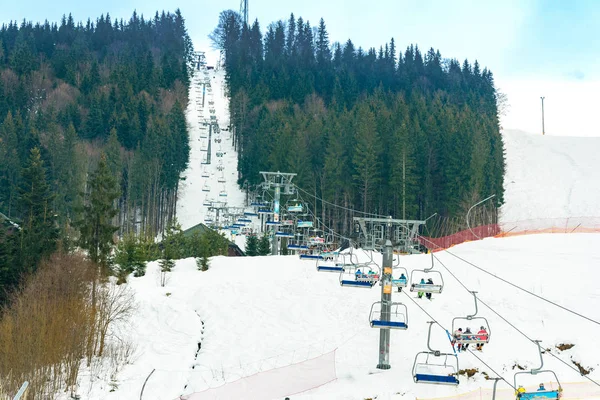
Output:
556 343 575 351
41 82 81 113
0 252 136 399
158 88 177 114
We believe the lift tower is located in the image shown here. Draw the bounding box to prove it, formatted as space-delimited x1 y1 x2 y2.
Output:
239 0 248 27
259 171 297 255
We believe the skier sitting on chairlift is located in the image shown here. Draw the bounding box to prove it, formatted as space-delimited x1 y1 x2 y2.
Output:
417 278 425 298
452 328 463 352
425 278 434 300
538 383 546 391
397 273 407 292
355 269 362 280
476 326 488 351
463 327 472 350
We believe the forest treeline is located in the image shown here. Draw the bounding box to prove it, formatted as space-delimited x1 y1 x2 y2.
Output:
0 10 193 300
212 11 505 235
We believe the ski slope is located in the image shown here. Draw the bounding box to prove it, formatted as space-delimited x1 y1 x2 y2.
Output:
500 129 600 222
82 234 600 400
176 65 247 232
77 64 600 399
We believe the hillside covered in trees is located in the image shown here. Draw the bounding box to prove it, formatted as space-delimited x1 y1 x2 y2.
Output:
0 10 192 301
212 11 505 234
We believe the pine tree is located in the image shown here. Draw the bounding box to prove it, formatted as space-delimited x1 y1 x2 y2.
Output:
18 147 58 273
258 234 271 255
77 153 120 271
245 234 259 256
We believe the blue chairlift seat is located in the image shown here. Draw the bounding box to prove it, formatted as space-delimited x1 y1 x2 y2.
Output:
243 212 258 217
266 221 281 226
275 232 294 238
392 278 408 287
299 254 323 260
414 374 459 385
288 244 309 250
238 218 252 223
317 265 344 273
340 279 373 288
371 320 407 329
519 391 560 400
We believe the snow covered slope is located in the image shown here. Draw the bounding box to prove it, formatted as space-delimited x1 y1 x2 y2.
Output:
84 233 600 400
176 66 246 231
500 129 600 222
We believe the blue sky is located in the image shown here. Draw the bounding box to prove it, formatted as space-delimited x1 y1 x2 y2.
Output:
3 0 600 136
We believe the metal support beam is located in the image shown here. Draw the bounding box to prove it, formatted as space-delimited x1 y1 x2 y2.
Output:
376 240 393 369
259 171 297 255
466 194 495 240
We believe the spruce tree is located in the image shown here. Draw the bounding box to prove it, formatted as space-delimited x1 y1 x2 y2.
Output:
18 147 58 273
258 234 271 255
245 234 259 256
77 153 120 272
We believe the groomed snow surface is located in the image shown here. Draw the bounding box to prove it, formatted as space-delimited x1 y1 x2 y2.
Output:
84 234 600 399
176 65 247 232
500 129 600 223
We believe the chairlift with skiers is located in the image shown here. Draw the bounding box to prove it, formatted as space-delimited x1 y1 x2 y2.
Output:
451 291 491 345
410 253 444 294
339 263 380 288
514 341 562 399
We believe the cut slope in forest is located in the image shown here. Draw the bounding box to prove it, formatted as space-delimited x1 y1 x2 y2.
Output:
212 10 504 234
501 129 600 222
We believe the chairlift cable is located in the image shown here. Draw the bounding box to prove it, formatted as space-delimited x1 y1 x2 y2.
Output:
293 184 386 218
427 251 600 388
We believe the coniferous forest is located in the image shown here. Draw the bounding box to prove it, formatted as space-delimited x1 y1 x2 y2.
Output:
212 11 505 235
0 11 193 301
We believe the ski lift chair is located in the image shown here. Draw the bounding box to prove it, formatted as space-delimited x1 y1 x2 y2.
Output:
413 322 460 385
410 253 444 294
451 291 491 345
316 253 344 272
391 256 409 288
339 263 379 288
219 190 227 197
218 176 226 183
514 341 563 399
369 301 408 329
202 184 210 192
201 170 210 178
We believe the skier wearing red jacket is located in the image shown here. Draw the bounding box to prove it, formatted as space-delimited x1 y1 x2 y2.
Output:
476 326 488 351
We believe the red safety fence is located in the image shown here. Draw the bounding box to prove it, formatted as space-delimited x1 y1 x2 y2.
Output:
419 224 500 251
419 217 600 251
